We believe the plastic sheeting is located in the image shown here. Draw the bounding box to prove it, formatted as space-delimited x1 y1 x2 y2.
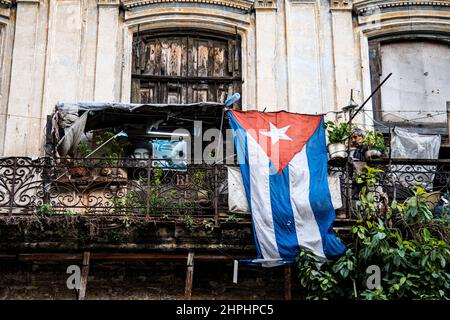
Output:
391 127 441 190
56 111 88 156
227 166 250 214
52 101 225 157
391 127 441 160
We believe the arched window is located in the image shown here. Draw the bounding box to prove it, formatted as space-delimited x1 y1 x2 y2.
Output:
131 29 242 107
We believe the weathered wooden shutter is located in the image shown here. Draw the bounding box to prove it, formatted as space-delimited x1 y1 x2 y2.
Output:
369 41 382 121
131 32 242 106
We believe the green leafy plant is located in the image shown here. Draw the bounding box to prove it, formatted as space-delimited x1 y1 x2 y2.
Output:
64 209 75 216
75 141 92 158
145 169 169 215
363 130 387 153
75 130 129 161
121 215 132 228
202 219 215 233
296 250 337 299
392 186 433 224
296 164 449 300
112 191 138 214
323 121 352 144
225 214 241 223
93 131 130 160
354 165 385 218
183 214 194 230
36 203 54 216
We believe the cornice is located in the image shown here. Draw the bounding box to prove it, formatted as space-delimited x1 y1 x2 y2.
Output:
330 0 353 10
354 0 450 15
254 0 277 10
121 0 254 11
98 0 120 6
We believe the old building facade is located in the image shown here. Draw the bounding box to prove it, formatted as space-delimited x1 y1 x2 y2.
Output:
0 0 449 157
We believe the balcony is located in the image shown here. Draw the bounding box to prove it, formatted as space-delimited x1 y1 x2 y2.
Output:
1 156 449 251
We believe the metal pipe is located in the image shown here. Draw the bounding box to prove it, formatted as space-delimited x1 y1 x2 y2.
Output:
350 73 392 122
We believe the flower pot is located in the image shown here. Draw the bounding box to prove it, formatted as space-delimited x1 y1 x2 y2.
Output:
364 149 382 160
68 166 90 178
328 143 348 160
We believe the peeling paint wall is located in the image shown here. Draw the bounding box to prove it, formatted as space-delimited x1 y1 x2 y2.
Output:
0 0 449 156
380 41 450 123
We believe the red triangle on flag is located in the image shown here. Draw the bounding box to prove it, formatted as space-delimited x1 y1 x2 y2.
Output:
230 110 322 173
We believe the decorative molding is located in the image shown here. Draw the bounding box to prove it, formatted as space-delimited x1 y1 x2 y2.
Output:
14 0 39 4
98 0 120 6
354 1 450 15
254 0 277 10
121 0 254 12
330 0 352 10
354 0 450 37
288 0 317 4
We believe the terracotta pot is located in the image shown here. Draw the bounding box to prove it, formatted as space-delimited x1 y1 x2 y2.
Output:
328 143 348 160
68 166 90 178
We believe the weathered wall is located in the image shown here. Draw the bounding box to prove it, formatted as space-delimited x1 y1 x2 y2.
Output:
0 260 303 300
0 0 449 155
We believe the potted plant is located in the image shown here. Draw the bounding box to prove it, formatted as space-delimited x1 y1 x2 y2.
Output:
323 121 351 160
71 130 129 179
93 131 130 162
65 141 92 178
92 131 130 177
363 130 387 160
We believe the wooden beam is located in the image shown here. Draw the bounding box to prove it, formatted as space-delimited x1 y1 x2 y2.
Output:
77 252 90 300
15 252 247 263
0 254 17 261
284 265 292 300
184 251 195 300
18 253 83 262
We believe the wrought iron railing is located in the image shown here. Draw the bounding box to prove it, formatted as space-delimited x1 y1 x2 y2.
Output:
329 159 450 218
0 158 229 224
0 157 449 223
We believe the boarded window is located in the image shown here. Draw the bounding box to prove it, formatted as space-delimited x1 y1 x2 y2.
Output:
131 31 242 107
370 40 450 126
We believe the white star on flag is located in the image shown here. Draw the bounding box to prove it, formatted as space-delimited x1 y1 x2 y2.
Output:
260 122 292 144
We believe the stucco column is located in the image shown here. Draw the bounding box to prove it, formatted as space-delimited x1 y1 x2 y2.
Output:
3 0 42 157
0 1 13 156
330 0 357 110
254 0 279 111
94 0 120 101
285 0 323 114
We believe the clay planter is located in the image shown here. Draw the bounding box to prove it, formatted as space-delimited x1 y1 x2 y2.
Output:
67 166 90 178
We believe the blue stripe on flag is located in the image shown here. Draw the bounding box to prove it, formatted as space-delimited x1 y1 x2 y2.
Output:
306 118 346 258
269 164 299 258
228 112 263 259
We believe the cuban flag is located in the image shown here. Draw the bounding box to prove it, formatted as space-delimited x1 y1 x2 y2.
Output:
228 110 345 267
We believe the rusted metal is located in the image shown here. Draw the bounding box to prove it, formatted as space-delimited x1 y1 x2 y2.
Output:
0 157 229 218
0 157 449 219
